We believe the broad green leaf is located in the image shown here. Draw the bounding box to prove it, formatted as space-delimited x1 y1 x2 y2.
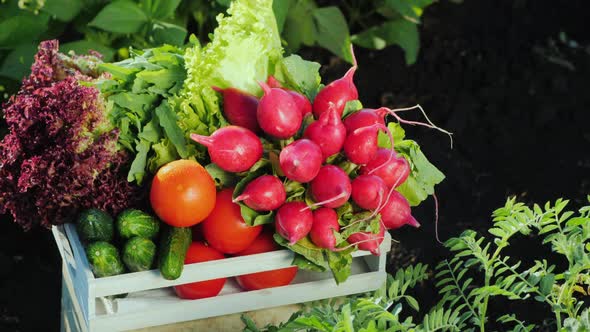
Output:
291 254 326 272
155 101 188 158
276 54 321 100
205 163 237 189
341 100 363 119
42 0 83 21
60 40 115 61
312 6 352 63
0 44 37 80
352 19 419 64
0 14 49 48
539 274 555 296
382 0 433 23
148 138 179 173
148 0 181 19
239 204 275 227
152 21 187 46
273 0 293 33
274 234 328 271
89 0 148 34
327 249 353 284
282 0 316 51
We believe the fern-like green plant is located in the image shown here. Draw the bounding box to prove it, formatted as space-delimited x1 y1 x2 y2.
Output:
242 263 465 332
241 197 590 332
435 197 590 331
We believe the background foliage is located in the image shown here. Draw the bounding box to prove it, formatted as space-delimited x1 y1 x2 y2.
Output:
0 0 432 102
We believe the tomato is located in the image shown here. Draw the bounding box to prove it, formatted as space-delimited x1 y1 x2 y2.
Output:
173 242 226 299
234 230 298 291
150 160 216 227
202 188 263 254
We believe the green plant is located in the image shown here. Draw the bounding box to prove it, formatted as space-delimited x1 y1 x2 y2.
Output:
437 197 590 331
241 197 590 331
278 0 434 64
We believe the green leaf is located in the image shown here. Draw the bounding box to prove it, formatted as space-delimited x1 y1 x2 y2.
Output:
342 100 364 119
0 14 49 48
155 101 189 158
539 274 555 296
0 44 37 80
205 163 237 189
148 138 179 173
89 0 148 34
128 139 151 184
148 0 181 19
274 234 328 271
390 123 445 206
239 204 275 227
291 254 326 272
152 21 187 46
405 295 420 311
275 54 321 100
60 40 115 61
42 0 83 21
327 249 353 284
312 7 352 63
382 0 433 23
352 19 419 65
282 0 316 52
273 0 293 33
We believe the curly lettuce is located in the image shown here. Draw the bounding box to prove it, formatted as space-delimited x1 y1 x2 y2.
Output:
177 0 283 140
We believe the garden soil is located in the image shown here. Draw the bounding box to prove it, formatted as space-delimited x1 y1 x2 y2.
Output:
1 0 589 330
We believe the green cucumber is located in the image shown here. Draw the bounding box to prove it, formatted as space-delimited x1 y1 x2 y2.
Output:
122 237 157 272
117 209 160 239
86 241 124 277
77 209 114 242
158 226 191 280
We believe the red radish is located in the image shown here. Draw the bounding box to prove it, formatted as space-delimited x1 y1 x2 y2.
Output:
347 222 385 256
257 82 302 139
275 201 313 245
309 165 352 209
212 86 260 133
351 175 388 210
343 124 385 165
343 108 387 133
279 139 323 183
360 148 410 188
266 76 312 117
289 90 312 117
304 108 347 160
267 75 283 88
312 49 358 118
190 126 262 172
233 175 286 211
379 191 420 230
309 208 340 249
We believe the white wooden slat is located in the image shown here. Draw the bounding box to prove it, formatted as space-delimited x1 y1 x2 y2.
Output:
93 271 386 331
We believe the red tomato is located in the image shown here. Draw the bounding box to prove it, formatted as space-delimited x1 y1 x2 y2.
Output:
234 230 298 291
173 243 226 299
202 188 263 254
150 160 216 227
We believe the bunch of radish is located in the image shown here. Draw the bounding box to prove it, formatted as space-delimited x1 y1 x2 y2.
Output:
191 52 422 257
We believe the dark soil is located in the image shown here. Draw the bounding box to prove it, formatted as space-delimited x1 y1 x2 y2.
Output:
1 0 589 331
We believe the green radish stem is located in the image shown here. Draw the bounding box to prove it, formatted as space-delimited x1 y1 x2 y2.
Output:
331 236 385 252
299 191 350 212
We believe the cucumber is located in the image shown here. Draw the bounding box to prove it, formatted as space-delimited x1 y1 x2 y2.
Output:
77 209 114 242
117 209 160 239
122 237 156 272
158 226 191 280
86 241 125 277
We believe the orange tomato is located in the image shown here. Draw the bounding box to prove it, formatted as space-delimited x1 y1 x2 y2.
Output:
150 160 216 227
201 188 262 254
234 230 298 291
